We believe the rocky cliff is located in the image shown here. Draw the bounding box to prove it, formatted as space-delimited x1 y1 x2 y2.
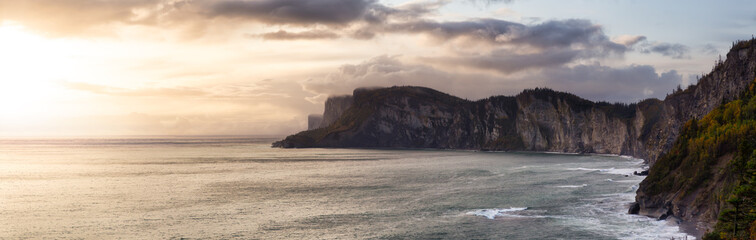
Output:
318 95 353 129
274 39 756 167
632 40 756 237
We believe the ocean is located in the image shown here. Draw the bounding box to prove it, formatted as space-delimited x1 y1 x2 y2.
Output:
0 136 694 239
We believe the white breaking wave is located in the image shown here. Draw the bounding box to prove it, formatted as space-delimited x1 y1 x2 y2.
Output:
563 191 696 240
467 207 529 219
555 184 588 188
567 167 639 176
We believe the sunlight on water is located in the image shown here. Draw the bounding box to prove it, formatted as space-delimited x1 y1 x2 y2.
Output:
0 137 693 239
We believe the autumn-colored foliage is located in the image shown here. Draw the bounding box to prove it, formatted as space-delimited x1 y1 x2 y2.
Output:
647 79 756 240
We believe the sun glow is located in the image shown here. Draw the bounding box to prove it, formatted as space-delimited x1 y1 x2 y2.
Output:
0 22 80 125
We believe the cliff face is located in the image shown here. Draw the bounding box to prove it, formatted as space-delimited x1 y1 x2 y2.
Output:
274 86 645 153
318 95 353 129
640 44 756 165
513 91 638 155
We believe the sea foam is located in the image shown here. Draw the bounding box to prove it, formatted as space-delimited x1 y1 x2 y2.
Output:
467 207 529 219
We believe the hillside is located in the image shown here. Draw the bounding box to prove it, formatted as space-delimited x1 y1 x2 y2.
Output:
636 77 756 239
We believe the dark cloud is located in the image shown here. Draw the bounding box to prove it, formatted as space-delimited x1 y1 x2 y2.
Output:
510 19 625 51
640 42 690 59
425 49 581 73
302 56 683 103
610 36 690 59
355 19 629 73
205 0 376 26
532 64 682 102
365 0 449 22
365 18 627 54
2 0 387 36
373 18 522 41
252 30 340 40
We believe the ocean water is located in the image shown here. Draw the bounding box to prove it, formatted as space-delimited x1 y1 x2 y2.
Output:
0 137 694 239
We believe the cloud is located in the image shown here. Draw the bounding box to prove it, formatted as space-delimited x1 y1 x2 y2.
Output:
1 0 163 35
2 0 387 36
612 35 647 47
640 42 690 59
351 19 628 74
205 0 377 26
701 43 720 55
377 0 450 20
531 64 682 102
467 0 515 4
61 81 292 99
302 55 682 103
425 49 581 73
1 0 679 66
610 35 690 59
301 55 510 99
251 30 340 40
61 81 207 97
367 18 619 48
508 19 624 51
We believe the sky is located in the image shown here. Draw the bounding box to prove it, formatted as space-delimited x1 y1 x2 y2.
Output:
1 0 755 136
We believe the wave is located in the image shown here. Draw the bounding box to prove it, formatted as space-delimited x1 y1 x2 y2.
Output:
567 167 639 176
467 207 529 220
555 184 588 188
562 188 695 240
